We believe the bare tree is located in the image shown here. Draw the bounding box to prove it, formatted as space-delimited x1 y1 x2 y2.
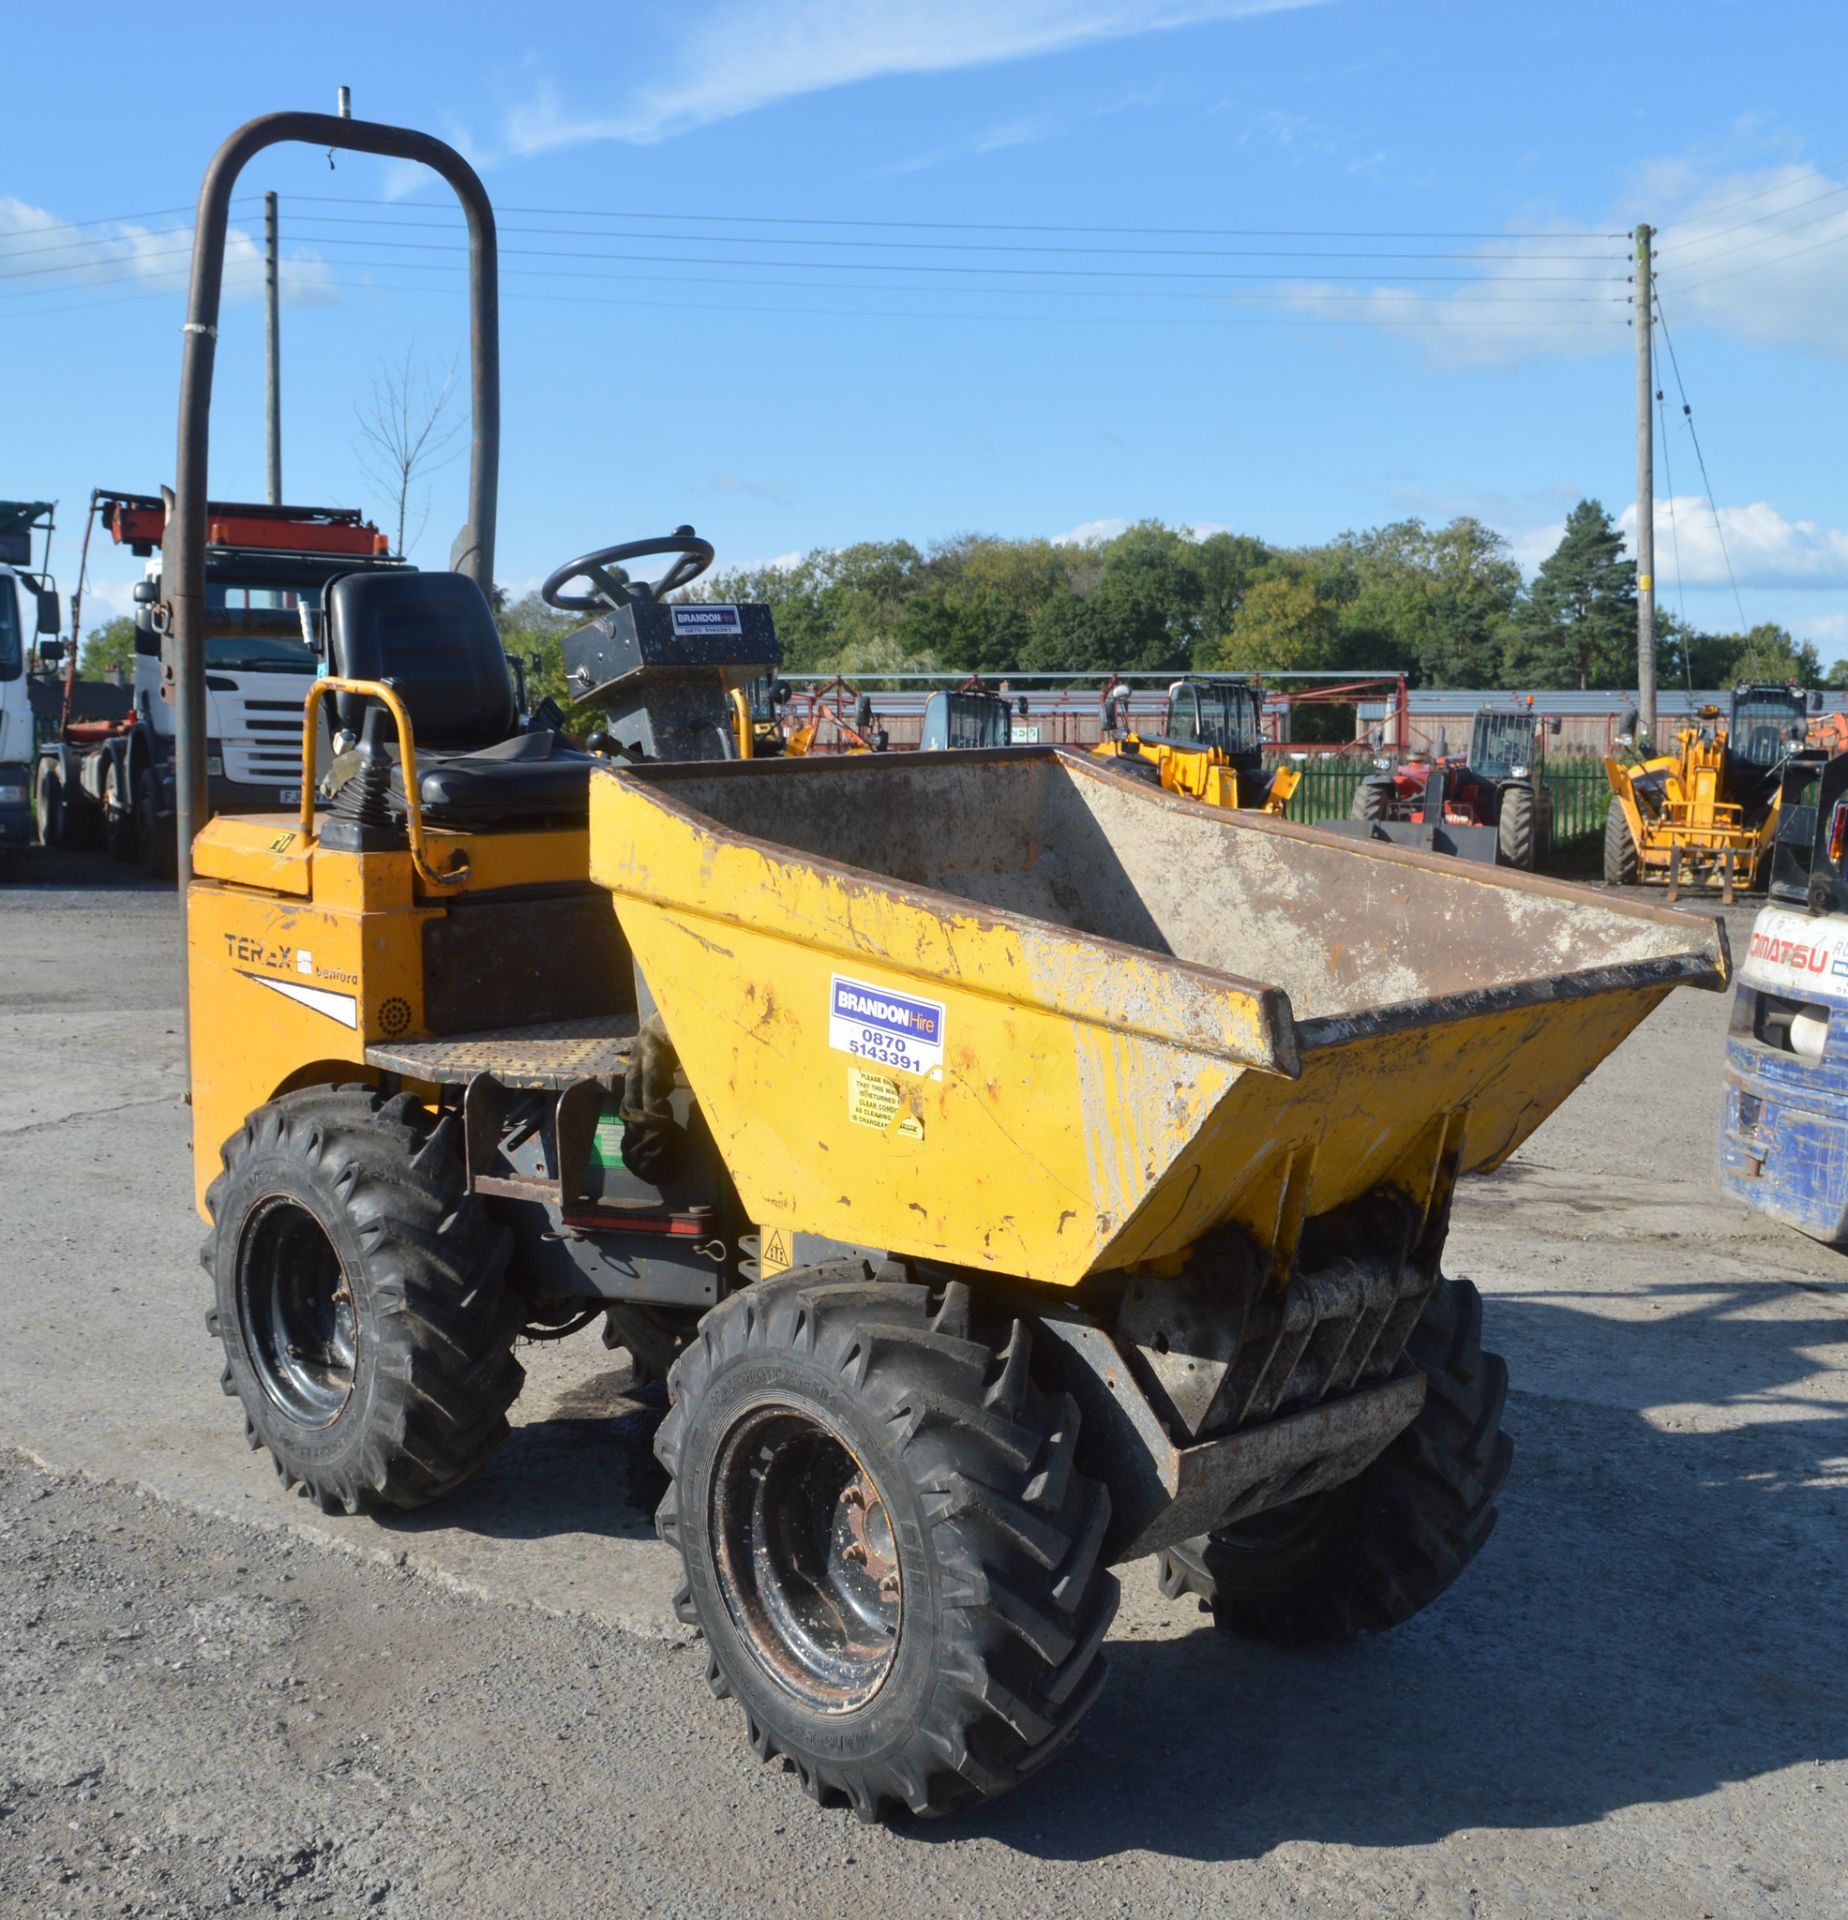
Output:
353 341 464 557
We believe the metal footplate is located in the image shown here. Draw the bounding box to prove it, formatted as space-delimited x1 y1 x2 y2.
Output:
364 1012 639 1089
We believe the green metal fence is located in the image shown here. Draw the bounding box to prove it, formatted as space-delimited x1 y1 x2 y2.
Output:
1264 752 1613 873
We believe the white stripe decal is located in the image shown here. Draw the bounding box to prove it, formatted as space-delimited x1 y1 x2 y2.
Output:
241 971 359 1030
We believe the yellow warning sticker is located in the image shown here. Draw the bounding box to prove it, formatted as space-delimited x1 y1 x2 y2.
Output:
849 1067 925 1140
762 1228 790 1272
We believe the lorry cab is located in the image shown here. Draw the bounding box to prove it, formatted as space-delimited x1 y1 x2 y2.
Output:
0 502 62 858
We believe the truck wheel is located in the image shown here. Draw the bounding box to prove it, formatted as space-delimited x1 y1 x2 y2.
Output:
203 1085 524 1514
1603 798 1639 885
135 767 177 881
1496 785 1537 869
657 1268 1117 1820
1156 1277 1511 1645
102 761 137 863
1352 778 1391 822
34 760 63 848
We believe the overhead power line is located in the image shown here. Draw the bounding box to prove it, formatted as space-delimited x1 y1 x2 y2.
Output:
1670 221 1848 291
1655 179 1848 259
1654 293 1746 630
282 189 1628 244
281 209 1623 265
1657 195 1848 275
0 265 1626 331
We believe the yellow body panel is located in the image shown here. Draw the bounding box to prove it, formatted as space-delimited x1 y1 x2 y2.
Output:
1091 735 1295 814
185 812 588 1218
589 757 1717 1288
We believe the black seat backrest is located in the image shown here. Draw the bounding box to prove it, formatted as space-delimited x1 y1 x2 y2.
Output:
326 571 517 751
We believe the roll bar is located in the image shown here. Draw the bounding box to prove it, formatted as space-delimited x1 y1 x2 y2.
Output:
168 110 499 889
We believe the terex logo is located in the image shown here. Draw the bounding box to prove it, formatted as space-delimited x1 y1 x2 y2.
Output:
224 931 293 972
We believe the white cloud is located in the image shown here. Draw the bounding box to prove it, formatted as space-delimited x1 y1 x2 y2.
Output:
1509 497 1848 591
0 198 336 313
1052 516 1129 545
1623 497 1848 589
1792 611 1848 658
1051 516 1232 544
1269 227 1632 368
495 1 1318 152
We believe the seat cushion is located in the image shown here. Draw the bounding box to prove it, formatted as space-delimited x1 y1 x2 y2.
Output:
327 571 518 751
415 729 593 824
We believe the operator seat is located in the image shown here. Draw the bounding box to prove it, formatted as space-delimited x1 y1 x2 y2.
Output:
324 570 591 826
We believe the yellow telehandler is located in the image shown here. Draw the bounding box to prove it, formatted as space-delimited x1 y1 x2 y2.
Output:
1093 674 1300 813
168 110 1729 1824
1604 682 1810 900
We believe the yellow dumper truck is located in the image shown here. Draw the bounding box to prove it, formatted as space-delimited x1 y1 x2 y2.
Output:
169 112 1730 1823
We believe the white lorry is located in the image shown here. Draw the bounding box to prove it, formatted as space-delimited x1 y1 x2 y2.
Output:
0 502 63 865
36 490 405 877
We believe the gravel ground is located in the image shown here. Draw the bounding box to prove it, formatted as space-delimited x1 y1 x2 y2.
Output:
2 849 1847 1917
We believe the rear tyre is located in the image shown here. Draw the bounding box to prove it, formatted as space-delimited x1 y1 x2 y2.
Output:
1156 1277 1512 1646
1603 798 1639 886
203 1085 524 1514
34 759 62 849
657 1266 1117 1820
1495 785 1537 869
602 1303 696 1385
102 760 137 863
135 766 176 881
1353 778 1392 823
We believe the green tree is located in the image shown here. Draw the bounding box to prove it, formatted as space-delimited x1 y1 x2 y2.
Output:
1504 499 1638 689
1206 573 1340 673
493 589 578 708
1714 621 1821 686
1656 612 1739 690
80 615 138 680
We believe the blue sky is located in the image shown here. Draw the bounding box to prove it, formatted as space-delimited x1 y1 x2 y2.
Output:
7 1 1848 663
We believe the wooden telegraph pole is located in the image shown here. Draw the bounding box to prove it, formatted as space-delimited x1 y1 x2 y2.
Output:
1634 223 1656 746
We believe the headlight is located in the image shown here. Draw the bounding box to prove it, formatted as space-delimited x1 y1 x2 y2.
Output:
0 785 26 806
1510 764 1529 779
1373 755 1392 771
206 754 224 777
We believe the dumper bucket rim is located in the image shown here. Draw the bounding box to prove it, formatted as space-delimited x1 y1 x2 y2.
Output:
593 747 1302 1078
598 745 1730 1056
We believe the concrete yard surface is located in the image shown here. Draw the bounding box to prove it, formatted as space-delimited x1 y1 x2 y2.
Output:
2 851 1846 1918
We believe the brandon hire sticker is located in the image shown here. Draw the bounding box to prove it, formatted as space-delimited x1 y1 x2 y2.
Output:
670 604 743 637
829 973 946 1076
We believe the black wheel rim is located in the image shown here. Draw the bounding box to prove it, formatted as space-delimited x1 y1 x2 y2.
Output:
710 1403 902 1712
236 1195 358 1428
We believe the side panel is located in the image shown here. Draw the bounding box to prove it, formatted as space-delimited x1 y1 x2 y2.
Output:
186 875 431 1216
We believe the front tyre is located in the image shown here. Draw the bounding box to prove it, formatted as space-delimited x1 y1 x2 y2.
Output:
1157 1278 1511 1645
1353 777 1392 823
657 1268 1117 1820
1496 784 1537 869
135 766 177 881
203 1086 524 1514
1603 797 1639 885
102 760 137 863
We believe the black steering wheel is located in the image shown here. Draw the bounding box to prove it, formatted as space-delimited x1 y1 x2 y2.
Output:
541 526 716 613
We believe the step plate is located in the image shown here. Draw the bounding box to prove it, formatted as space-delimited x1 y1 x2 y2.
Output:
365 1013 638 1089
